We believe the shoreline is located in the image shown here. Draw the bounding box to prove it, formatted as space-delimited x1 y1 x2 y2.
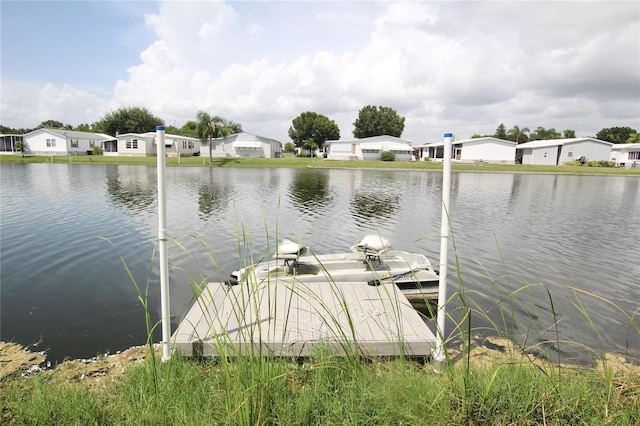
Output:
3 338 639 389
2 154 639 176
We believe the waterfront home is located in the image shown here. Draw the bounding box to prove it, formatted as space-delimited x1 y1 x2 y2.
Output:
105 132 200 157
23 128 115 156
416 137 516 164
610 143 640 167
201 132 282 158
325 135 413 161
516 138 613 165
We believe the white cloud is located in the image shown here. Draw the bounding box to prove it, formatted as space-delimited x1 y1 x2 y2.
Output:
1 80 107 128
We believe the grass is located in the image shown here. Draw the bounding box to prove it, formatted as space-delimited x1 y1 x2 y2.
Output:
1 153 640 174
2 349 638 425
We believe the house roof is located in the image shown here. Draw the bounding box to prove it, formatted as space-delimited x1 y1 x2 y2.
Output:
325 135 413 146
221 132 282 146
418 137 515 148
24 128 116 141
611 143 640 151
515 138 612 149
116 132 198 140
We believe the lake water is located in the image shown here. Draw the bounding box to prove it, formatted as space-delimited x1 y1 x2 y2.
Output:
1 163 638 364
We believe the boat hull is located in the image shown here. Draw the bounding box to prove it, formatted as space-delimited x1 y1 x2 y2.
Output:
230 249 440 304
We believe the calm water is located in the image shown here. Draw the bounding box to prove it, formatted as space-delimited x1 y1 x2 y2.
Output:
1 163 638 363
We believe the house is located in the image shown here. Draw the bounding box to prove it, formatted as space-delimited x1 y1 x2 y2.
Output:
325 135 413 161
515 138 613 165
201 132 282 158
610 143 640 167
105 132 200 157
416 137 517 164
0 134 25 155
23 128 116 156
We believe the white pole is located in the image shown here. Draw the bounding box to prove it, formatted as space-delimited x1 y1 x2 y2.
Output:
433 132 453 372
156 125 171 361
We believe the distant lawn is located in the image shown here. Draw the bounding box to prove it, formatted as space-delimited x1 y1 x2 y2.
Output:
1 154 639 175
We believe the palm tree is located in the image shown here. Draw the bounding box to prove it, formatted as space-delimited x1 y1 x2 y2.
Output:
196 111 226 162
14 140 28 157
507 125 530 144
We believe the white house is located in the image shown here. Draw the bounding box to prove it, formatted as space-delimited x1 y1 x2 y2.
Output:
416 137 516 164
105 132 200 157
201 132 282 158
516 138 613 165
23 128 116 156
610 143 640 167
325 135 413 161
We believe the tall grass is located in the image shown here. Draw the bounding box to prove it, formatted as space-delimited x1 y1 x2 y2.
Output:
2 228 638 425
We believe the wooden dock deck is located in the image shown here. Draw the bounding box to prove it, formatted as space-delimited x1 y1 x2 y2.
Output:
172 280 437 359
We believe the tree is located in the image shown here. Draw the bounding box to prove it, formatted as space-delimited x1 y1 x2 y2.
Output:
302 139 319 157
288 111 340 150
284 142 296 153
164 125 181 135
352 105 405 138
74 123 93 132
94 107 164 136
37 119 71 130
179 120 199 138
226 121 243 134
506 125 530 144
14 140 28 157
494 123 508 140
563 129 576 138
626 132 640 144
196 111 233 162
529 126 561 141
596 126 637 144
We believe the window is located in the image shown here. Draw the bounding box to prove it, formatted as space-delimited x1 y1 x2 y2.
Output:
71 139 78 148
89 141 95 147
126 139 139 149
567 151 573 158
629 151 640 160
46 138 56 147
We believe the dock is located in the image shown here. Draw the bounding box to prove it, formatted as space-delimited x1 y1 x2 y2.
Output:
172 280 437 358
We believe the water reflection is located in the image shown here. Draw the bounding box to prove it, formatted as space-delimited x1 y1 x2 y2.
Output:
105 166 156 212
349 173 400 228
197 178 232 218
288 169 334 214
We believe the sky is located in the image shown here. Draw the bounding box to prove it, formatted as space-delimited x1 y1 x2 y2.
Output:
1 0 639 144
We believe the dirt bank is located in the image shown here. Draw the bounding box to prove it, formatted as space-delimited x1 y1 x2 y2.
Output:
1 338 638 389
1 341 154 389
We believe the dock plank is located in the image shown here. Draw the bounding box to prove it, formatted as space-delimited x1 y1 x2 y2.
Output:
172 280 436 358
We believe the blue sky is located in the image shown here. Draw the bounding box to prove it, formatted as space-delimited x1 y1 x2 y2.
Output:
1 0 639 143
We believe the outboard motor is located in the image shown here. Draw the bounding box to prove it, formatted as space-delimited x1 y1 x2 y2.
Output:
351 234 392 255
275 239 308 264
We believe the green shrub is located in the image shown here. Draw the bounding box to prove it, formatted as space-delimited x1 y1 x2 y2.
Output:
380 151 395 161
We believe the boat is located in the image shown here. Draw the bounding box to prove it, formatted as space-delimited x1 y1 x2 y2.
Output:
229 235 440 305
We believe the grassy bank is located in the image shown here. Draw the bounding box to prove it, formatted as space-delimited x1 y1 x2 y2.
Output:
2 153 640 175
1 338 638 425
